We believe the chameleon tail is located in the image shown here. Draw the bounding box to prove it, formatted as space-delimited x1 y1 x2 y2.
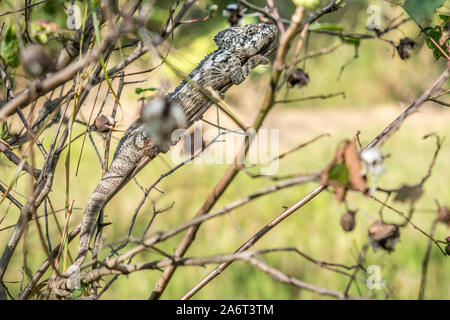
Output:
73 128 148 266
73 164 132 266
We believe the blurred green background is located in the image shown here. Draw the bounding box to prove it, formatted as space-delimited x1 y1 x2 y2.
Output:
0 0 449 299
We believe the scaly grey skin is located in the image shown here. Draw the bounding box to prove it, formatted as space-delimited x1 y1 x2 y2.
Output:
74 23 278 267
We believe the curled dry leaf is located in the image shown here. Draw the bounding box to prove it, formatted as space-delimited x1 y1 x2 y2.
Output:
393 184 423 203
320 139 367 201
437 206 450 227
288 68 310 88
368 221 400 252
396 37 416 60
345 140 367 192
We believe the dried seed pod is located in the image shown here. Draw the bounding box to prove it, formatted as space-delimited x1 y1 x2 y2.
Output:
141 97 186 148
396 37 416 60
341 210 356 232
437 206 450 227
287 68 310 88
55 40 79 70
368 221 400 252
21 44 55 78
94 115 115 133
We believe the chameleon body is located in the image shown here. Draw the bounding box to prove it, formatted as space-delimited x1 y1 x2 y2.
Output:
74 23 278 266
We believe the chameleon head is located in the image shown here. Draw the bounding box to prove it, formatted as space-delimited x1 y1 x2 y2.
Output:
214 23 278 59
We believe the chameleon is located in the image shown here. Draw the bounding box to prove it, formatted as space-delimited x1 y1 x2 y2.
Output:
73 23 278 267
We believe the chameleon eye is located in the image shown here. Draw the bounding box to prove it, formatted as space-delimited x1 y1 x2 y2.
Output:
247 27 257 35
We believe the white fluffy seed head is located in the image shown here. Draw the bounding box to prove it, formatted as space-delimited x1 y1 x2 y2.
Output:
141 97 186 146
360 148 386 176
141 98 165 122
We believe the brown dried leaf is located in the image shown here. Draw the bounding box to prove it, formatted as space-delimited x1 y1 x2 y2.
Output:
331 181 347 201
288 68 310 88
321 140 367 201
393 184 423 203
344 140 367 192
437 206 450 227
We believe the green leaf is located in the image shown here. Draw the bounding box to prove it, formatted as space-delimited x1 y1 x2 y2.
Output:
0 122 8 140
439 14 450 24
0 23 20 68
72 288 83 299
30 21 59 44
340 35 361 48
404 0 445 21
38 33 48 44
135 87 157 94
309 23 345 32
328 164 349 186
422 26 448 60
292 0 321 9
42 0 60 15
89 0 101 13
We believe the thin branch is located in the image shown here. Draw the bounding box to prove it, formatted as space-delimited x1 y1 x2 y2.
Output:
180 184 326 300
418 216 438 300
364 68 449 150
0 0 49 17
368 195 446 255
274 91 345 104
